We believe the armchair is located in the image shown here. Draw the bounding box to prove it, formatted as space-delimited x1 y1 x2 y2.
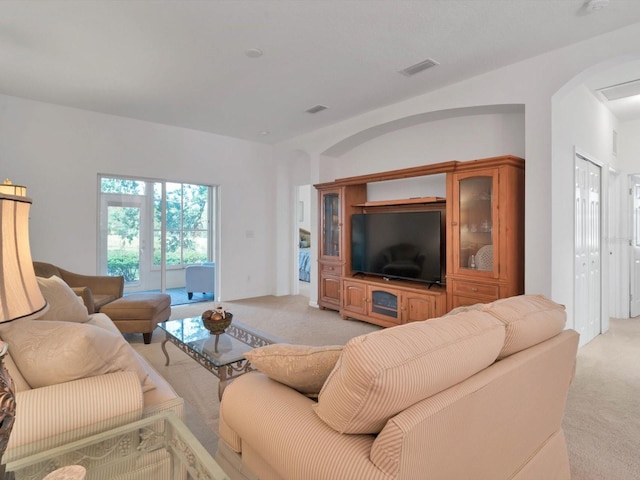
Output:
185 262 215 300
33 262 124 314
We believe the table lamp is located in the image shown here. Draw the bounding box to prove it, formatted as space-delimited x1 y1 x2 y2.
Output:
0 179 48 478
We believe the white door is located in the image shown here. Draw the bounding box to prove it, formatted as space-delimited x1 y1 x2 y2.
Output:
575 154 602 344
99 194 148 287
631 175 640 318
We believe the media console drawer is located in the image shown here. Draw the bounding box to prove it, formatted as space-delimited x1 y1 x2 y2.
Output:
320 263 341 274
450 280 499 299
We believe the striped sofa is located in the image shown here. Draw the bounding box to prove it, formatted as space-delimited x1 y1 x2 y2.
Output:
216 295 579 480
2 312 184 470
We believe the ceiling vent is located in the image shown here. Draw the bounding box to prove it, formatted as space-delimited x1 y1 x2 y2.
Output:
398 58 440 77
597 79 640 101
305 104 329 114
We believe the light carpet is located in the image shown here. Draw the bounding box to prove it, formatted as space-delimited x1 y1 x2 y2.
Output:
129 296 640 479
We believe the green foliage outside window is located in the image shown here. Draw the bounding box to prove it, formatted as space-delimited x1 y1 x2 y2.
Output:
153 183 209 266
102 178 210 278
107 250 140 282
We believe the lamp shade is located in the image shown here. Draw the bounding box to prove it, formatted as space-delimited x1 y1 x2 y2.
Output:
0 192 47 323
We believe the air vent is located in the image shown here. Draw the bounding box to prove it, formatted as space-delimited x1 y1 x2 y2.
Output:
398 58 440 77
305 104 329 114
597 79 640 101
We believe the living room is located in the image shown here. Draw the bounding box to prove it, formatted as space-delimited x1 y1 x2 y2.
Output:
1 1 640 478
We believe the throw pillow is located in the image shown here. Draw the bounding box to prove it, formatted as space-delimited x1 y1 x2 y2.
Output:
36 275 89 322
0 319 155 392
245 344 343 396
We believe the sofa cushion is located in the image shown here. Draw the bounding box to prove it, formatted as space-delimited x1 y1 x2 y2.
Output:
245 344 343 397
3 352 31 392
35 275 89 323
0 319 155 392
483 295 567 359
314 312 505 434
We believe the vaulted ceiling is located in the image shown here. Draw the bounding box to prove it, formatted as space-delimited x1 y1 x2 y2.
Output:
2 1 640 144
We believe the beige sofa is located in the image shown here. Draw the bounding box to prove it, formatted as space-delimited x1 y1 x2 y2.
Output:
217 295 579 480
0 275 183 468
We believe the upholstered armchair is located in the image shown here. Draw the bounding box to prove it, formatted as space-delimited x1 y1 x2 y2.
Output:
33 262 124 314
185 262 215 300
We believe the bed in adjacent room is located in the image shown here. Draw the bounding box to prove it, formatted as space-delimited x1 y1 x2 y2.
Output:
299 228 311 282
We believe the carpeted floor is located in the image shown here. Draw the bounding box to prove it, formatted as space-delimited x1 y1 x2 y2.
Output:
562 317 640 479
129 296 640 479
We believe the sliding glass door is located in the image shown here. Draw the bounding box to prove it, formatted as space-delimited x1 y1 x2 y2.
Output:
98 176 216 298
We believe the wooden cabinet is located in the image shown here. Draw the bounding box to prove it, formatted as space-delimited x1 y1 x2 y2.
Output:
317 184 366 310
446 157 524 309
315 155 524 325
342 277 446 328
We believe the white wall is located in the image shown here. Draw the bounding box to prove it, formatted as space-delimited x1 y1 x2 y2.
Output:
4 22 640 315
0 93 275 301
297 185 311 233
276 22 640 323
330 112 525 179
551 84 619 331
619 118 640 173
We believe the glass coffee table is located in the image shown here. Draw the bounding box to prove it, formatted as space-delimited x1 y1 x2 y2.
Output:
5 412 229 480
158 317 283 399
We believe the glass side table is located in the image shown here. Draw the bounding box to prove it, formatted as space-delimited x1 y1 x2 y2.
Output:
5 412 229 480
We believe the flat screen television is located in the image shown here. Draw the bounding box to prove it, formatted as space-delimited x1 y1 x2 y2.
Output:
351 210 444 285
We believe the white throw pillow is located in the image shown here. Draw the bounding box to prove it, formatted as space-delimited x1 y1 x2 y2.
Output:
0 319 155 392
36 275 88 322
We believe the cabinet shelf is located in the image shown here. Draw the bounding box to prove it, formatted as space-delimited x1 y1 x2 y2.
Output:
353 196 445 208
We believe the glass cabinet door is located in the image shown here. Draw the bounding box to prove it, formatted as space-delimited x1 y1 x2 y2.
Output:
458 175 494 272
322 192 340 258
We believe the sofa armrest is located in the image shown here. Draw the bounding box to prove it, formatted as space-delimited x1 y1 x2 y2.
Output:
5 371 144 463
219 372 383 480
72 286 96 314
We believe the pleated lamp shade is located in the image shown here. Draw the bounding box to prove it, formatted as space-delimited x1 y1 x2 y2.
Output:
0 184 47 323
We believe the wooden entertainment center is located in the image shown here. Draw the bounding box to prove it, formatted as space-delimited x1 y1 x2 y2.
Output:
315 155 524 328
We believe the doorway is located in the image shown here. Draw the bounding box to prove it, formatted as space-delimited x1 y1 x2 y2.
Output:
631 174 640 317
296 185 312 298
98 176 216 303
574 152 602 345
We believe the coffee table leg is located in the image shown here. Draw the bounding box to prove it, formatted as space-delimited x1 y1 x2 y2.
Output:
218 366 228 400
161 334 171 366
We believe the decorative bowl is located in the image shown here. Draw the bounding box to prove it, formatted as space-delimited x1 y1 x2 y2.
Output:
201 309 233 335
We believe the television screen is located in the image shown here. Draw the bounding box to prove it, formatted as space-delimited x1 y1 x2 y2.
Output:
351 210 443 284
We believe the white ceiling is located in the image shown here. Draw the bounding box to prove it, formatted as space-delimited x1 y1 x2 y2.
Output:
2 1 640 144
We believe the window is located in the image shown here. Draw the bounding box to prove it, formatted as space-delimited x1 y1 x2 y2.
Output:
154 182 210 266
98 175 216 293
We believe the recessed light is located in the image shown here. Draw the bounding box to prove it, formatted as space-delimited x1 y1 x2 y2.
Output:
245 48 264 58
259 130 270 136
